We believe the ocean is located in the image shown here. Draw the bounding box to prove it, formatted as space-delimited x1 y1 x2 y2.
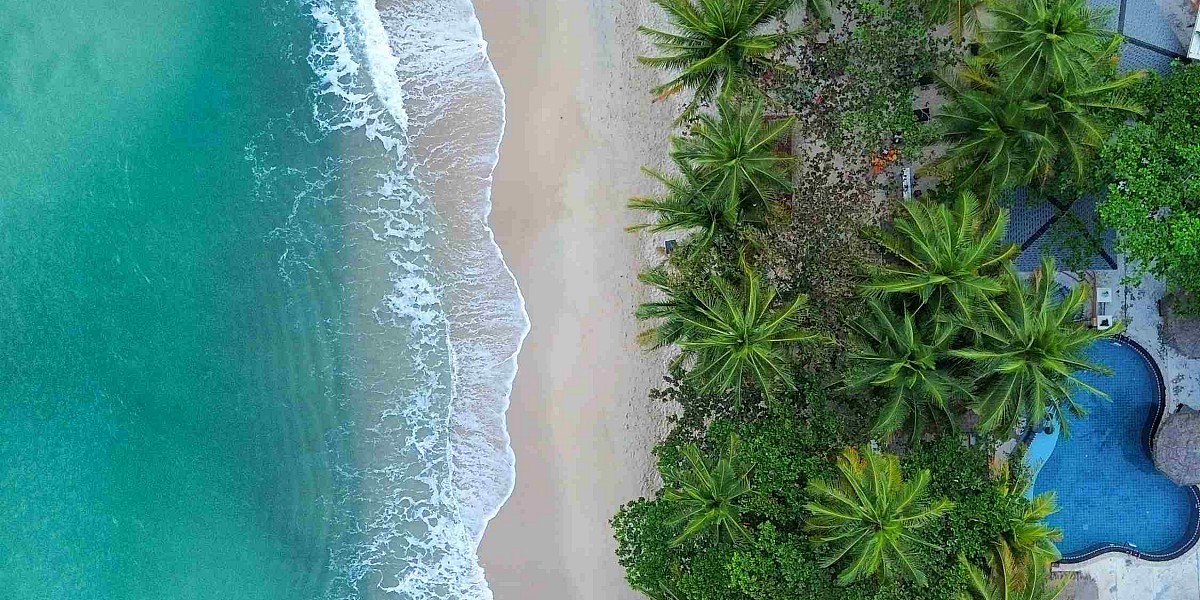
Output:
0 1 526 599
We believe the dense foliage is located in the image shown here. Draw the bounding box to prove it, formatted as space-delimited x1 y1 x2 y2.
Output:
984 0 1112 96
662 434 757 545
1099 62 1200 305
672 98 795 209
610 0 1156 597
959 551 1071 600
805 447 953 586
628 97 795 250
931 0 1143 197
953 256 1117 435
918 0 985 41
865 191 1016 320
636 265 823 400
847 298 964 443
613 384 1033 600
994 472 1063 570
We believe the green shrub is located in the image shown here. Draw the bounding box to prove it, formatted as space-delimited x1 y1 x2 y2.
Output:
1100 62 1200 302
614 382 1033 600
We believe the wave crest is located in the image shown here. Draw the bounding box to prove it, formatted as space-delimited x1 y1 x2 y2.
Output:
264 1 527 598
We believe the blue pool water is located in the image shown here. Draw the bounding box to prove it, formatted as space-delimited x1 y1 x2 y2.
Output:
1028 338 1200 561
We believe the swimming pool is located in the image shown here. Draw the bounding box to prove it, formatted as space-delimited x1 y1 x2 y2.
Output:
1027 337 1200 563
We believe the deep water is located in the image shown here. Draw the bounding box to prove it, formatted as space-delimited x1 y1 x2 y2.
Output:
0 1 523 598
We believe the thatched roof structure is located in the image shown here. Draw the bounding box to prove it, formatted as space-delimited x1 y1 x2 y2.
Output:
1154 406 1200 486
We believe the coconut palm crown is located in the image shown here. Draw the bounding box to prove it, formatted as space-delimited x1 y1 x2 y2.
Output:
952 255 1119 436
993 462 1063 570
919 0 987 42
932 61 1058 196
662 433 755 546
627 156 750 247
671 97 794 210
848 298 968 444
637 0 811 107
984 0 1116 97
958 551 1071 600
636 264 823 399
1003 492 1064 569
1031 71 1146 184
805 447 953 586
934 54 1145 193
865 192 1018 320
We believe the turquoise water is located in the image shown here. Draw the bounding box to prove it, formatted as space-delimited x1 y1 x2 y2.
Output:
0 1 524 598
1029 339 1199 560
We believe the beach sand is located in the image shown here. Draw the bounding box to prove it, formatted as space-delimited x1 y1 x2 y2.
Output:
472 0 679 598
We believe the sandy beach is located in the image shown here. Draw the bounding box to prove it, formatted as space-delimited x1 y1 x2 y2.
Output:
472 0 678 598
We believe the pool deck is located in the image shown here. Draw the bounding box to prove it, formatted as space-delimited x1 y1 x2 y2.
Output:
1054 261 1200 599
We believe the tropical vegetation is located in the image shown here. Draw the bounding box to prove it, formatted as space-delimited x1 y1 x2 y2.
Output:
637 0 809 109
996 475 1064 570
866 191 1016 320
629 97 794 246
932 0 1144 196
613 386 1048 600
1099 62 1200 308
662 433 756 546
628 156 738 246
933 74 1058 197
608 0 1182 598
805 447 953 585
672 97 795 208
953 256 1116 435
847 298 964 443
636 264 822 400
919 0 986 42
984 0 1114 96
959 551 1071 600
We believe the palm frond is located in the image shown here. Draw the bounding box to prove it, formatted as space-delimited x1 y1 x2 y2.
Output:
954 255 1118 436
638 0 805 105
805 448 952 585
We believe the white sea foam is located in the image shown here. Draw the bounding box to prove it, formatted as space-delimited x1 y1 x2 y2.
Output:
370 0 527 541
273 1 528 598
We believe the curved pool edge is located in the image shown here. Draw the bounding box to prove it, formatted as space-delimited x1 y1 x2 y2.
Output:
1052 335 1200 565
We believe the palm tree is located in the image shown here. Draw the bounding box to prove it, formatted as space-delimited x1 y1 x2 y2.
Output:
1002 492 1064 570
636 264 823 398
805 447 953 586
663 433 755 546
865 192 1018 320
984 0 1114 97
951 256 1118 436
636 266 699 348
627 157 748 247
936 54 1145 191
637 0 815 106
1032 72 1146 184
995 463 1063 569
671 97 794 210
932 78 1058 196
848 298 968 444
959 551 1070 600
919 0 987 42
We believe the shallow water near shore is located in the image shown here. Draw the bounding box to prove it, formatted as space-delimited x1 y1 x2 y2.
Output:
0 0 523 598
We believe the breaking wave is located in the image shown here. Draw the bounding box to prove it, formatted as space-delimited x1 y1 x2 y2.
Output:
250 0 525 598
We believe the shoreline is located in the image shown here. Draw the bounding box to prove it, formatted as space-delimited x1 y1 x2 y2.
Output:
471 0 681 598
369 0 528 544
311 0 530 595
